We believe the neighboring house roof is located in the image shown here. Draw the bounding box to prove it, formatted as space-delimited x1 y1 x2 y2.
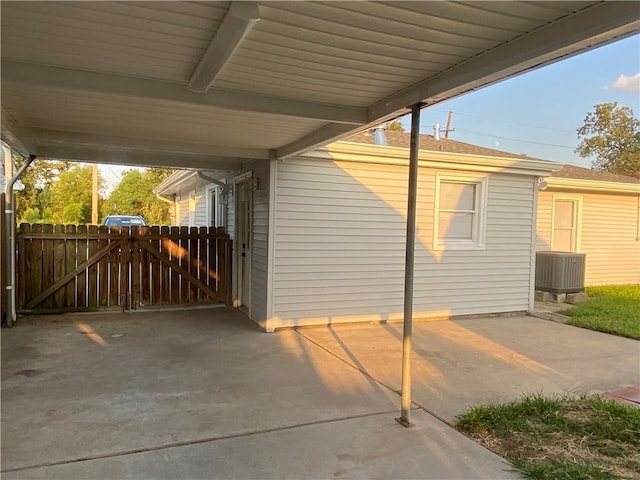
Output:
345 130 536 161
546 164 640 194
551 164 640 184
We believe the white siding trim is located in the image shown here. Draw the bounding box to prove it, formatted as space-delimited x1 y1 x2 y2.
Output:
233 171 253 184
547 177 640 194
306 142 561 177
205 184 216 227
529 177 539 311
636 195 640 241
266 159 278 332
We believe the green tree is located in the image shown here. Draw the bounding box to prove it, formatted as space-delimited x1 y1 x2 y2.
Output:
49 165 103 224
576 102 640 176
387 119 405 132
104 168 173 225
14 155 70 222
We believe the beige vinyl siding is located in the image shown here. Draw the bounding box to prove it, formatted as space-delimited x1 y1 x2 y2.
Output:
175 187 207 226
226 187 235 241
176 194 190 226
537 190 640 286
194 188 207 225
244 160 270 325
271 158 535 328
536 193 553 251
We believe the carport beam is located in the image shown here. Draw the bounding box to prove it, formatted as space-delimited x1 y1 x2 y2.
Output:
396 103 423 428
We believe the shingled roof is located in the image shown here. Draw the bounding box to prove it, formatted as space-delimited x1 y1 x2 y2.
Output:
551 164 640 184
346 130 640 185
345 130 535 161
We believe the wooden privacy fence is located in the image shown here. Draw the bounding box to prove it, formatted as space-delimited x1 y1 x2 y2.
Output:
16 224 232 313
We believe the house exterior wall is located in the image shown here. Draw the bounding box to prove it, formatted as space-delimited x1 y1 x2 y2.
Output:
175 188 207 226
165 164 270 327
244 160 270 327
537 190 640 286
269 157 536 329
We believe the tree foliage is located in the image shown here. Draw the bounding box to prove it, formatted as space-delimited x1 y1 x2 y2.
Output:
104 168 173 224
14 155 71 223
576 102 640 176
387 119 406 132
49 165 103 224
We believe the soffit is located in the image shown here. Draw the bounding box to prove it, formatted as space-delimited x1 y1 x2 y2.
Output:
1 1 638 169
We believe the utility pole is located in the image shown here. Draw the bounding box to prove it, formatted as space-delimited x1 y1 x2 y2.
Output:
91 163 98 224
444 111 454 139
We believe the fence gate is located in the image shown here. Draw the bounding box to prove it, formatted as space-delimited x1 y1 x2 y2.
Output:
16 224 232 313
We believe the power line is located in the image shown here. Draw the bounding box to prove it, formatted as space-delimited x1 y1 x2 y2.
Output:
422 108 577 134
430 127 577 150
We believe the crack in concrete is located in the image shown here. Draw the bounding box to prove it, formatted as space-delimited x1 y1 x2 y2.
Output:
1 409 400 474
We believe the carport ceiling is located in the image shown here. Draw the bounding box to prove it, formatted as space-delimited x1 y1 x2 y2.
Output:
1 1 638 170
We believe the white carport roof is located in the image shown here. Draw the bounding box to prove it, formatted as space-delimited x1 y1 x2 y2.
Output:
1 1 638 169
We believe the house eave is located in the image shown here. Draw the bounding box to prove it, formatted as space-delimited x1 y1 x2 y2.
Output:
546 177 640 194
153 170 198 196
155 168 237 195
300 141 562 177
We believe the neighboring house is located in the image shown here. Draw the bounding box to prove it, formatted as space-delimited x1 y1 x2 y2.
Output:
155 131 559 331
536 165 640 286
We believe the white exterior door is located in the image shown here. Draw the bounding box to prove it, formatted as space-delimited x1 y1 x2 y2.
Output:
552 198 580 252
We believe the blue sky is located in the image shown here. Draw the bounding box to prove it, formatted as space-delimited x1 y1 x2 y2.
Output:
398 34 640 167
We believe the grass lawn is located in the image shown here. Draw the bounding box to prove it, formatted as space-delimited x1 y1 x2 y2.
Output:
457 393 640 480
562 285 640 340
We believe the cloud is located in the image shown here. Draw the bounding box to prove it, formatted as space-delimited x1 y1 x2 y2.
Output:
608 73 640 93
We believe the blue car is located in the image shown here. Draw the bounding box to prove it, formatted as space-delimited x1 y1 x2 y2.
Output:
103 215 147 227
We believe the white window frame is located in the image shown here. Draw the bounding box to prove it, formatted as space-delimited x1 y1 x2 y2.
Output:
206 185 226 228
207 186 220 227
433 173 488 251
550 195 582 252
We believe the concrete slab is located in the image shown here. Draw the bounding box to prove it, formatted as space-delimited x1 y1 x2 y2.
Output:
9 309 631 479
2 308 400 471
298 315 640 423
3 409 519 480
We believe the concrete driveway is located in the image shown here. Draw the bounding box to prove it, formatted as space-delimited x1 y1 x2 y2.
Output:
2 309 637 479
297 315 640 423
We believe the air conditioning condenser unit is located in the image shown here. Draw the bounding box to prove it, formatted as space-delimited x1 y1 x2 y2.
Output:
535 251 586 293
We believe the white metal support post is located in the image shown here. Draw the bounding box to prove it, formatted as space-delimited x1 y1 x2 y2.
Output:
396 103 423 428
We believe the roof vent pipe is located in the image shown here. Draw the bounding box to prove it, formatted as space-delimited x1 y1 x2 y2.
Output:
433 124 440 141
373 124 388 146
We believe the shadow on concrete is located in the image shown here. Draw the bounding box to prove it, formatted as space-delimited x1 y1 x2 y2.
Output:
298 315 640 423
1 308 520 479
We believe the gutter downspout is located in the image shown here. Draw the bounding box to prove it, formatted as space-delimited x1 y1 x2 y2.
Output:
155 192 174 223
155 192 173 205
197 171 230 193
4 154 36 327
